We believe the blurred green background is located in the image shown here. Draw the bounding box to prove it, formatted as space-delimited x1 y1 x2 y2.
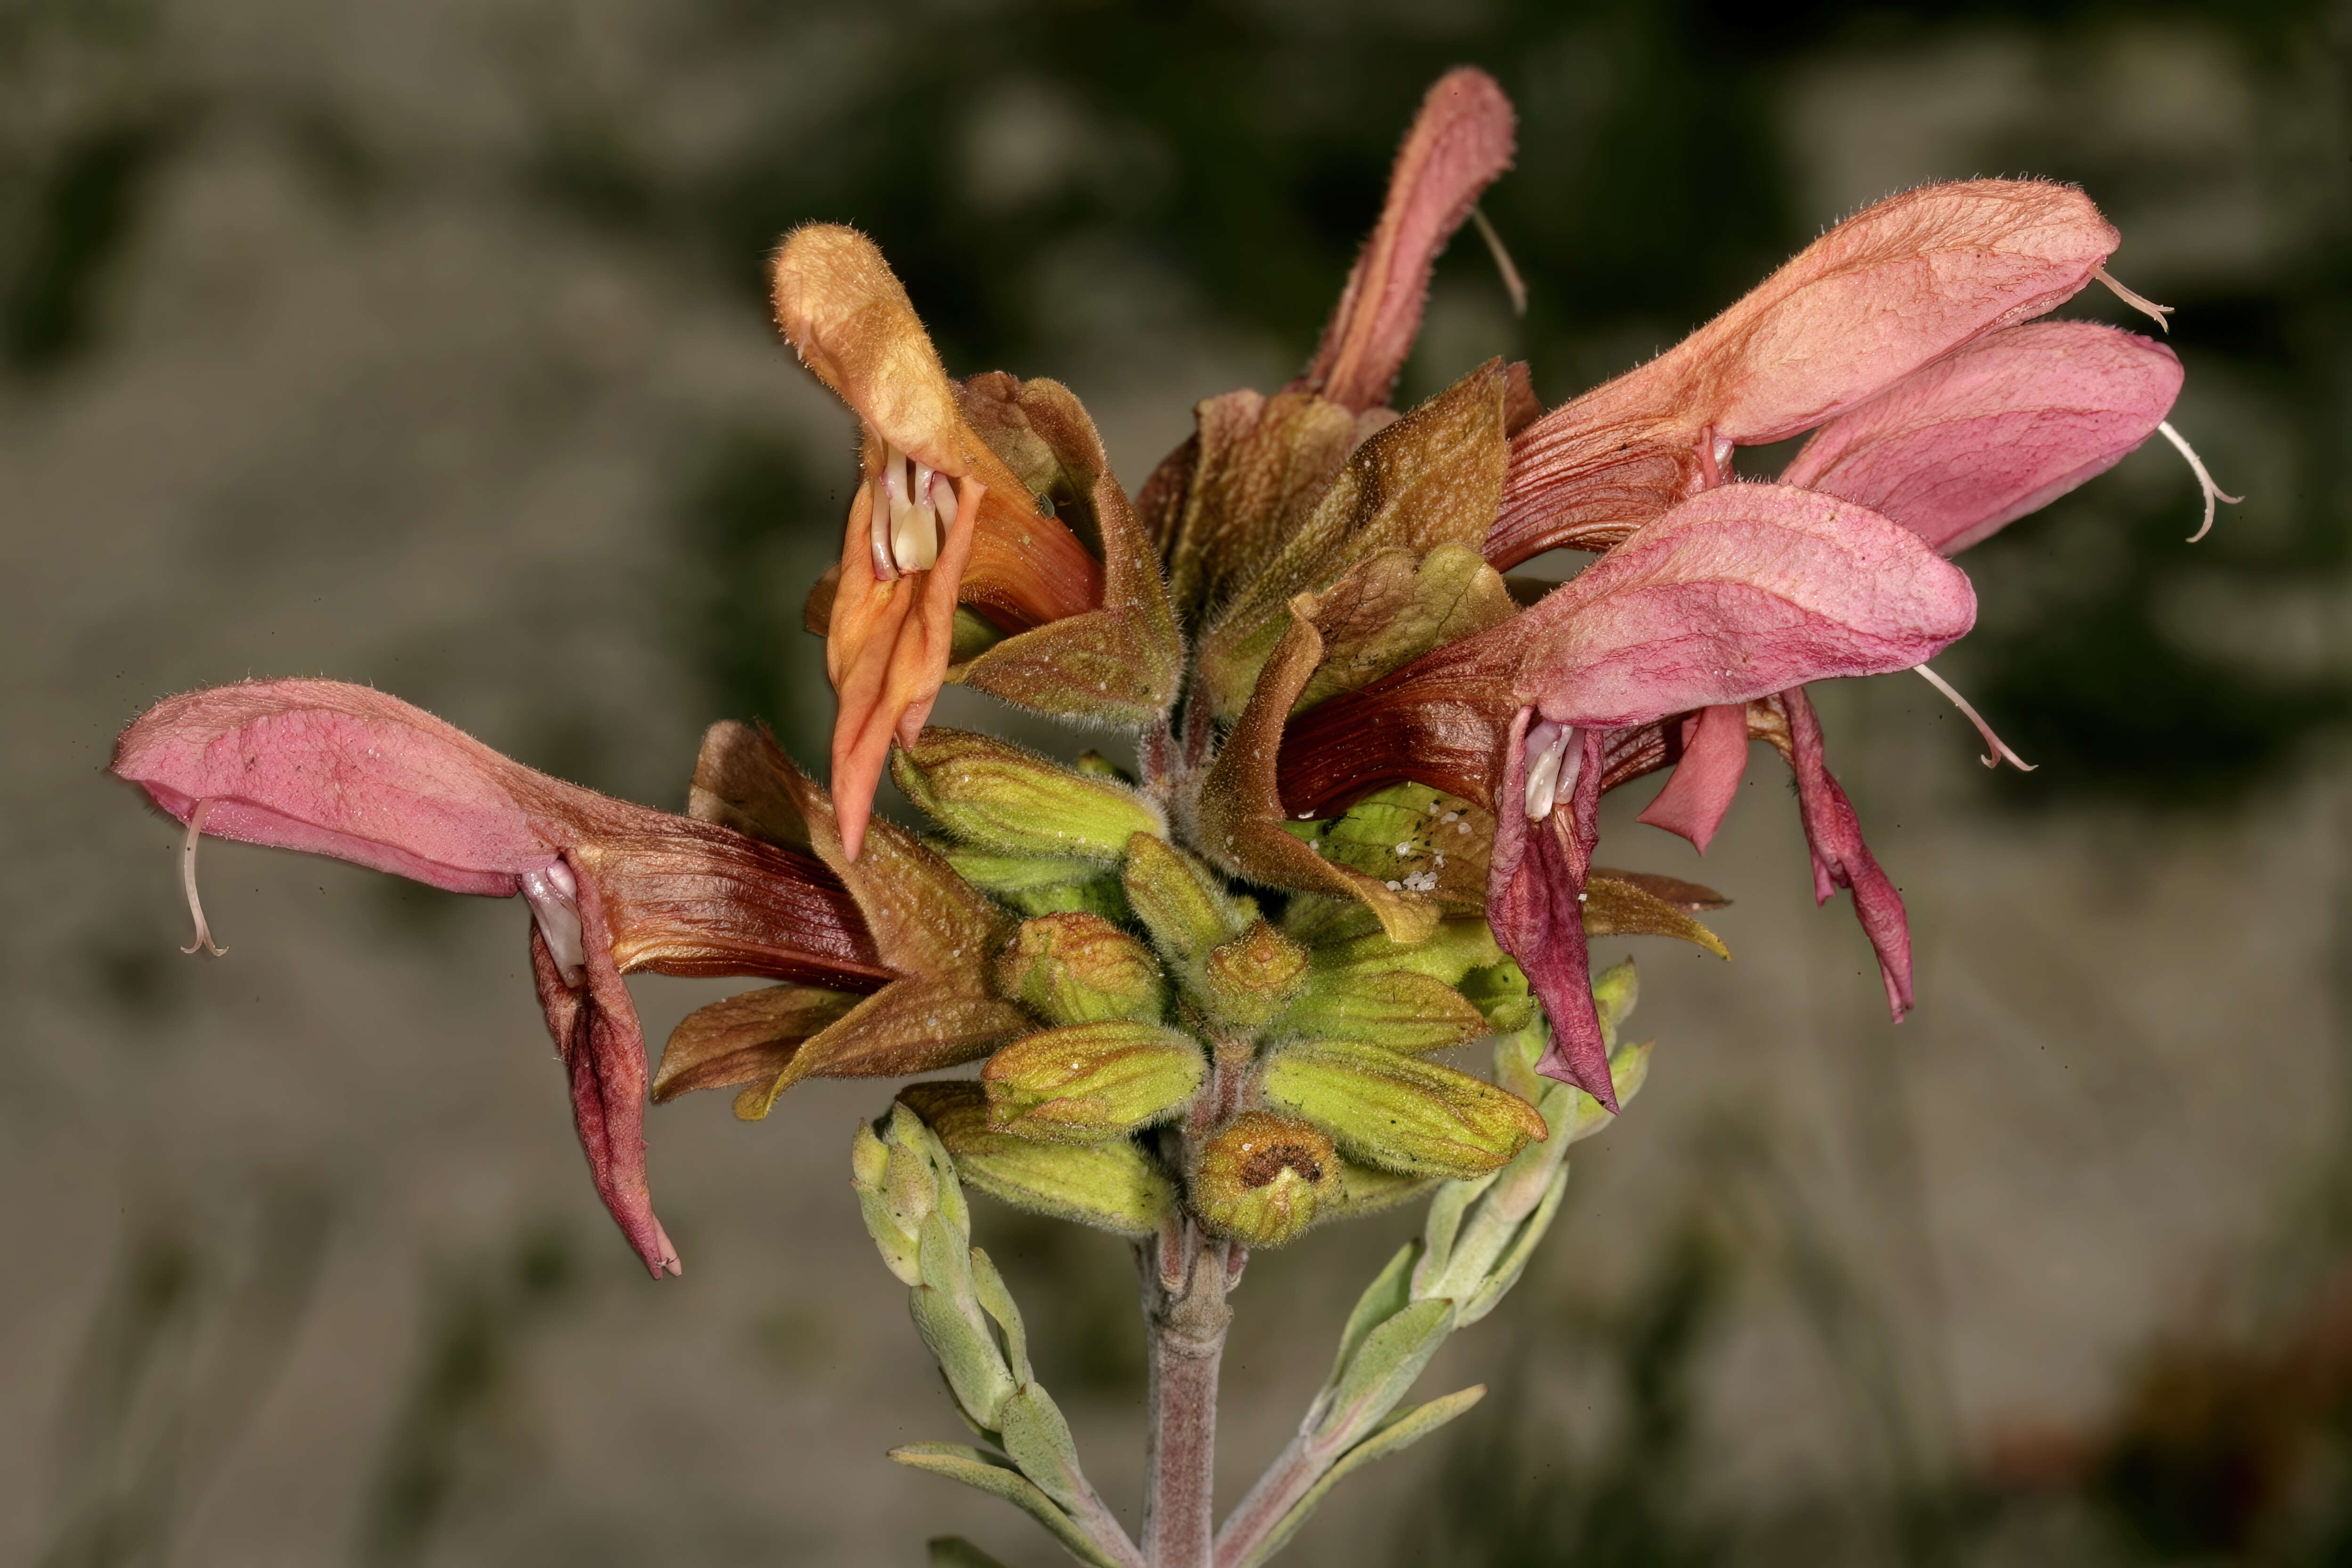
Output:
7 1 2352 1564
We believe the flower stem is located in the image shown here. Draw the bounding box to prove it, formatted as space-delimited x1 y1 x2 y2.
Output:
1140 1218 1232 1568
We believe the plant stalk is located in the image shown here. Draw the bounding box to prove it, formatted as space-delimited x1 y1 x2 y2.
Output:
1140 1218 1232 1568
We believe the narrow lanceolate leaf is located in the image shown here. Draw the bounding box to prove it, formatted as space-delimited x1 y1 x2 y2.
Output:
981 1021 1206 1143
950 373 1183 724
1262 1040 1547 1180
927 1538 1012 1568
1198 360 1511 719
686 723 1030 1119
1234 1388 1487 1568
899 1082 1177 1237
889 1446 1125 1568
996 1384 1087 1513
1313 1297 1459 1449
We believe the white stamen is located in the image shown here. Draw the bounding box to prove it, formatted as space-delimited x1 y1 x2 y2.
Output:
2156 421 2242 544
1469 206 1527 318
868 461 898 581
2094 266 2172 333
519 858 588 988
179 798 226 957
899 460 941 570
1914 664 2036 772
871 444 948 576
1523 720 1578 820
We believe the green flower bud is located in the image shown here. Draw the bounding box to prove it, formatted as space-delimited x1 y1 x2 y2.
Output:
1261 1039 1547 1179
1307 916 1503 987
1455 958 1537 1033
1122 832 1253 967
1284 969 1488 1054
1190 1112 1339 1248
1203 919 1309 1031
994 913 1166 1026
899 1082 1176 1237
893 729 1164 860
852 1103 970 1286
982 1021 1206 1142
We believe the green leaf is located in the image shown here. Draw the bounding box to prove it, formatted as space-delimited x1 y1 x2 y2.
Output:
1313 1297 1457 1450
998 1383 1086 1513
928 1535 1012 1568
1415 1172 1496 1290
1459 1167 1570 1328
890 1445 1124 1568
967 1248 1032 1389
1233 1388 1487 1568
1322 1242 1418 1396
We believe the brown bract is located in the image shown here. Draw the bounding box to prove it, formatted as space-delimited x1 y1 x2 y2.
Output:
1195 360 1511 720
669 721 1032 1119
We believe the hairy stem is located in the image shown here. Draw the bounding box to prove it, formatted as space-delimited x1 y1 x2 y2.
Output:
1141 1219 1232 1568
1213 1431 1327 1568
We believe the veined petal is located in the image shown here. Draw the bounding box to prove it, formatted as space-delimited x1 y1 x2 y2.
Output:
1298 67 1516 413
1281 484 1975 817
1782 320 2181 555
1490 179 2120 565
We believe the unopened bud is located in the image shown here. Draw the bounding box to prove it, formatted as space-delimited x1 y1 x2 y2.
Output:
942 847 1132 920
1284 969 1488 1054
1203 919 1309 1031
852 1104 969 1284
1308 916 1503 988
1262 1039 1547 1179
893 730 1164 860
1122 832 1252 967
982 1021 1206 1142
995 912 1166 1025
900 1082 1176 1236
1190 1112 1339 1248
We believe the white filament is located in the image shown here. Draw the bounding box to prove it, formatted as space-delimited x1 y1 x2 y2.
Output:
179 798 226 957
1914 664 2036 772
519 858 587 988
1523 720 1578 819
1470 206 1527 318
871 445 948 579
2094 266 2173 334
2157 421 2242 544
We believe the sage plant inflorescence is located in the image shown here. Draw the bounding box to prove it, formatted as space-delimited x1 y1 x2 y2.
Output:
109 67 2227 1568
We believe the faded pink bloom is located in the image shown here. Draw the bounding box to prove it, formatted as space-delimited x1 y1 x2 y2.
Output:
110 680 888 1278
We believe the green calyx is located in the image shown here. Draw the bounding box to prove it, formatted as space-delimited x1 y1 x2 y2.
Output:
995 912 1166 1025
1190 1111 1340 1247
1261 1039 1547 1180
894 729 1165 861
1203 919 1310 1031
981 1021 1206 1142
899 1082 1175 1238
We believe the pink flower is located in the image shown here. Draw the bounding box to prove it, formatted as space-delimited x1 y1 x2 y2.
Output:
110 680 890 1278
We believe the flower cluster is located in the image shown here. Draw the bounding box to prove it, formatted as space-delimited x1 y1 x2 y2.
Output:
110 68 2220 1278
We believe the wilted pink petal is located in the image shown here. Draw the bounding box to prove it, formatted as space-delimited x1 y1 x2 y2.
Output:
1490 180 2120 566
1298 67 1516 412
1488 714 1617 1107
532 868 678 1277
1775 686 1914 1018
1635 702 1750 852
1783 321 2181 555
